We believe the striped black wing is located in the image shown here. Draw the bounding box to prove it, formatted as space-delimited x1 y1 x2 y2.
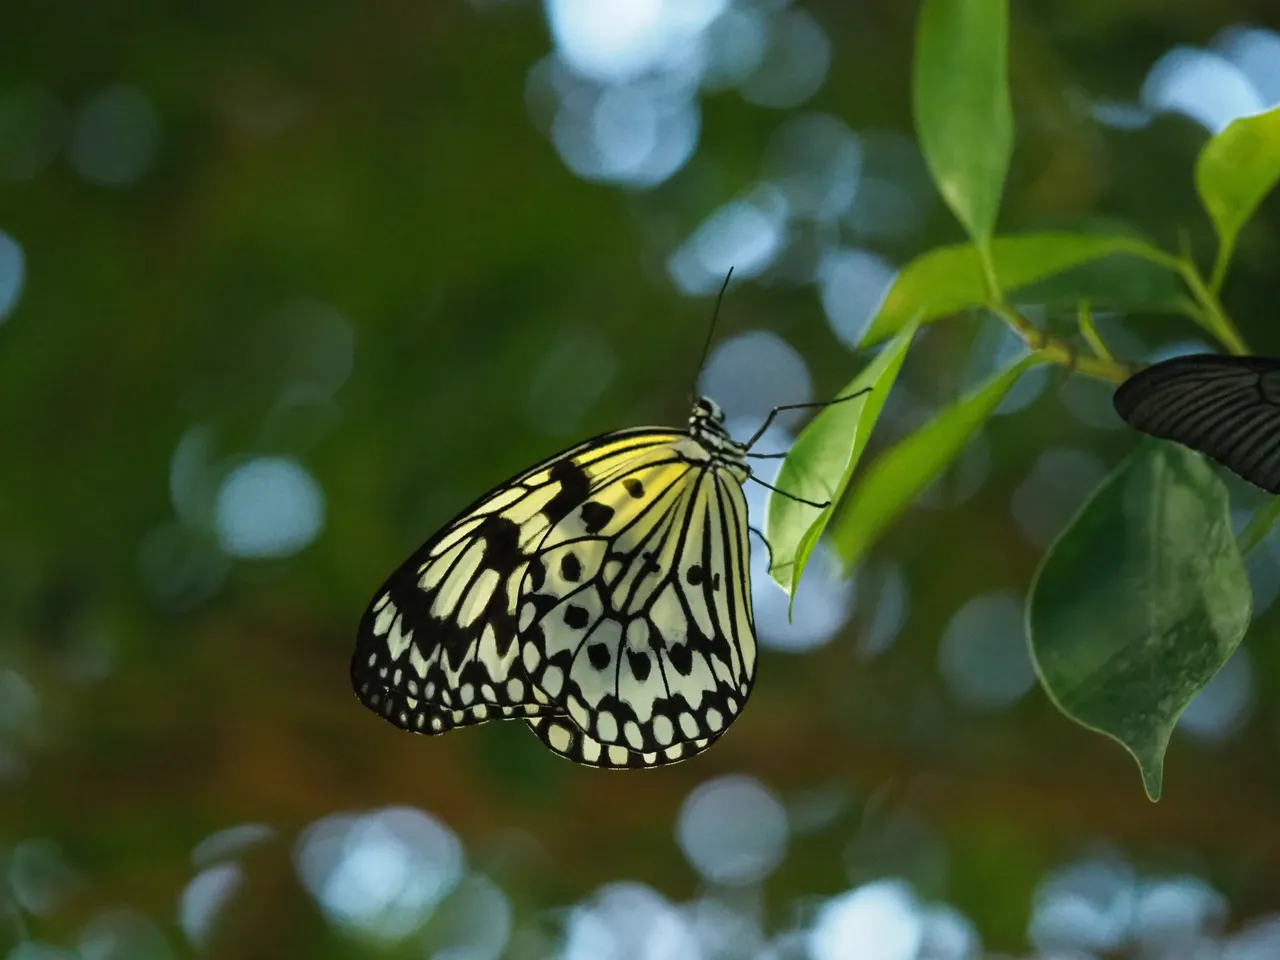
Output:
1113 353 1280 493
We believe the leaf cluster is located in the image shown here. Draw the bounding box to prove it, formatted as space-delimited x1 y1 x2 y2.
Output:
765 0 1280 800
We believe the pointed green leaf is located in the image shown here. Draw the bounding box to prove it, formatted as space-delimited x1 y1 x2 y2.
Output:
1027 440 1251 801
1195 105 1280 286
832 353 1045 571
913 0 1011 243
766 317 920 602
860 233 1179 347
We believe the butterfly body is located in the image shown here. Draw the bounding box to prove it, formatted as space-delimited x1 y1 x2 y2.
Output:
351 396 758 767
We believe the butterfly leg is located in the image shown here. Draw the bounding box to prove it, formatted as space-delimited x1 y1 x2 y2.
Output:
748 525 774 570
743 389 872 450
746 472 830 509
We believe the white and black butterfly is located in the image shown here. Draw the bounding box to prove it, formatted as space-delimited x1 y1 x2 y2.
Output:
1113 353 1280 493
351 387 862 768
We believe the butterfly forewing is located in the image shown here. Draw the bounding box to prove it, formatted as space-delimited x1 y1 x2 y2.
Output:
520 437 757 755
352 429 683 735
1114 354 1280 493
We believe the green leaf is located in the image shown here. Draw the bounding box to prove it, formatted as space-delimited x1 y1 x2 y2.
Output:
1027 440 1251 801
832 353 1045 571
913 0 1012 244
766 317 920 604
1195 105 1280 288
860 232 1178 347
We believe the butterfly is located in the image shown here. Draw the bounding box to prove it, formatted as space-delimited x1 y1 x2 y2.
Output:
1113 353 1280 494
350 388 865 768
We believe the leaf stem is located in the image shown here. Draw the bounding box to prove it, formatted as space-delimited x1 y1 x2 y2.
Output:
1178 259 1250 355
1076 300 1113 361
1209 238 1234 296
1238 498 1280 555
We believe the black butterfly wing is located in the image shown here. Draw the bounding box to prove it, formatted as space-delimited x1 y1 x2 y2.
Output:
1113 353 1280 493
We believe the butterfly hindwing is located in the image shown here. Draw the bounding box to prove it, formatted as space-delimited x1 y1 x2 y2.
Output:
1114 354 1280 493
352 429 680 735
525 715 719 769
520 437 757 755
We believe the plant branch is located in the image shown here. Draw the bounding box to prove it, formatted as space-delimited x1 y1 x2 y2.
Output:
985 299 1137 384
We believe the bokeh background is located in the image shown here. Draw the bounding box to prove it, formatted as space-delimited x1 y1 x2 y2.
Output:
3 1 1280 957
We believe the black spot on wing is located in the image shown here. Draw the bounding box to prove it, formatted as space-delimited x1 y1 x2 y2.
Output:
477 515 522 573
686 564 704 586
542 459 591 524
624 478 645 498
560 553 582 582
667 642 693 676
696 622 734 670
564 604 590 629
627 650 651 682
588 642 611 670
581 501 615 534
528 558 547 591
1114 354 1280 493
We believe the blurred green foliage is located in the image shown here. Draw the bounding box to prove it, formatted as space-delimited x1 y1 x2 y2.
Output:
0 0 1279 957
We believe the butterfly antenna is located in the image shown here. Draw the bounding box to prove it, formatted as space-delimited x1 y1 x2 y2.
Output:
690 266 734 405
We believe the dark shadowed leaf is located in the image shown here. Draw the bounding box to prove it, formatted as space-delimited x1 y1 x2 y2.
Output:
1027 440 1251 801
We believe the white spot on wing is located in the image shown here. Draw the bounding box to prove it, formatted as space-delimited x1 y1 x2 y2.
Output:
541 665 564 697
373 602 397 637
679 712 697 738
548 722 573 753
387 615 413 661
409 646 428 679
653 715 674 746
458 568 501 628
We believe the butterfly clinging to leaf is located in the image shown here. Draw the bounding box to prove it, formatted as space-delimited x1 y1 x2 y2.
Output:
351 271 867 767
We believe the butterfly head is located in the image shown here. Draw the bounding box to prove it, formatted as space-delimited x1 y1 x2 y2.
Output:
691 396 726 428
689 395 748 468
